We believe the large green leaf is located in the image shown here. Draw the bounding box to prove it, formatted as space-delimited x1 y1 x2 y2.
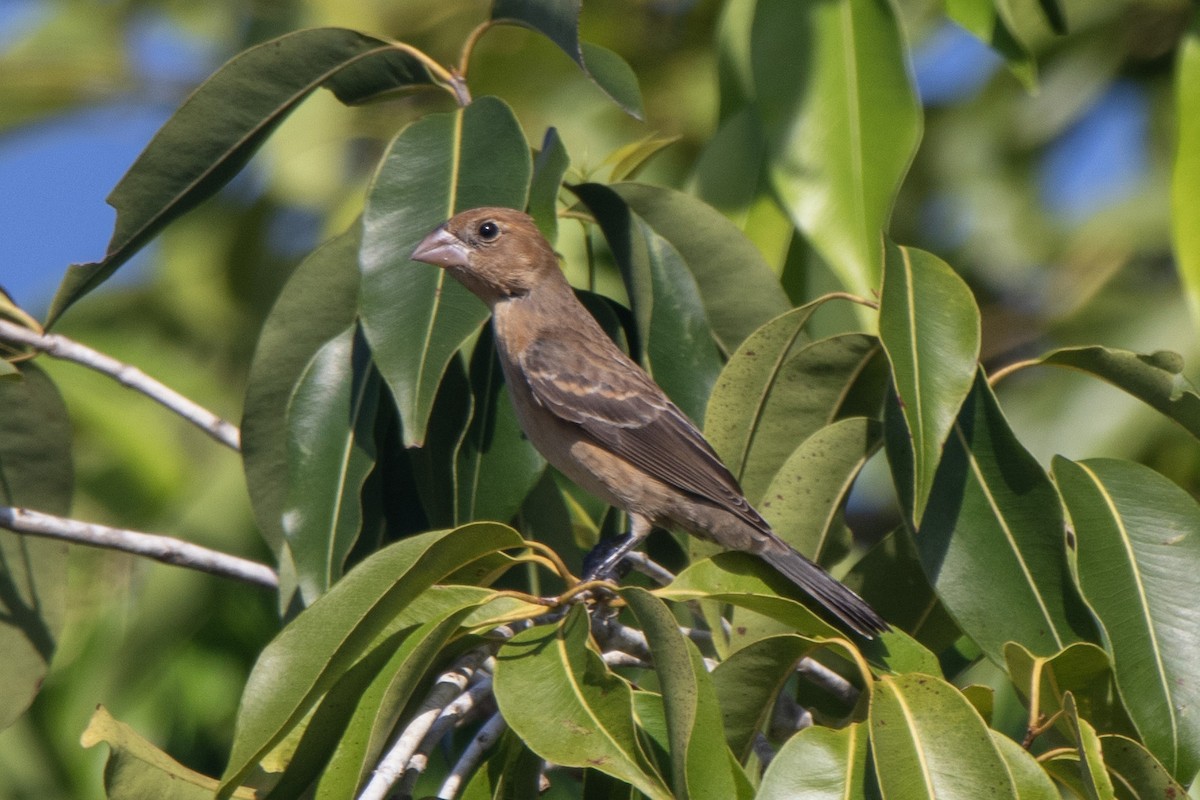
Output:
243 226 362 556
879 242 981 524
1173 14 1200 333
572 184 723 423
46 28 431 325
218 523 525 796
492 607 671 800
609 182 792 353
359 95 531 447
990 732 1060 800
706 309 882 505
752 0 921 298
0 363 71 730
1099 735 1188 800
623 588 744 799
910 373 1092 664
757 723 871 800
282 326 380 605
490 0 643 118
870 673 1016 798
1028 346 1200 441
1053 457 1200 782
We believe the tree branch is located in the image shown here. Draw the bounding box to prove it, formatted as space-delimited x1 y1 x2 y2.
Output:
0 319 241 451
0 506 277 589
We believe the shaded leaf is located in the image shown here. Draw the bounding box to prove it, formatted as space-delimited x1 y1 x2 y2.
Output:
491 0 643 118
218 523 525 796
0 363 71 729
879 242 981 524
1062 692 1116 800
492 606 671 800
757 723 872 800
753 0 921 297
47 28 431 324
911 372 1092 664
870 673 1016 798
282 325 380 605
243 225 361 555
1099 734 1188 800
360 95 531 446
1053 457 1200 782
528 127 570 242
1029 346 1200 441
990 732 1060 800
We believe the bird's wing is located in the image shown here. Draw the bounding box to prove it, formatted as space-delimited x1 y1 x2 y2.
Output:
519 327 770 533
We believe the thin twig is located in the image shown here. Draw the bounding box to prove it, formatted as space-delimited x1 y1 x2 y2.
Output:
0 506 277 589
621 551 675 586
395 673 495 797
437 712 508 799
0 319 241 451
797 658 859 706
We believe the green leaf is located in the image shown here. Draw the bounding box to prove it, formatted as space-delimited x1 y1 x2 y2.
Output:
81 706 234 800
572 184 723 423
1004 642 1136 746
757 417 881 562
1099 734 1188 800
946 0 1037 88
610 182 791 353
706 299 881 505
492 607 671 800
710 634 816 761
1053 457 1200 782
879 242 981 524
757 723 871 800
243 225 362 555
0 363 71 729
990 732 1060 800
752 0 921 298
46 28 431 325
455 328 546 525
869 673 1016 798
490 0 643 119
623 588 743 799
360 95 531 447
1062 692 1116 800
528 127 570 242
1028 346 1200 441
1173 15 1200 333
218 523 525 796
912 373 1092 664
282 325 380 605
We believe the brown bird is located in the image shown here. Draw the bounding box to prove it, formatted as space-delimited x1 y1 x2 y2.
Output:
411 207 887 637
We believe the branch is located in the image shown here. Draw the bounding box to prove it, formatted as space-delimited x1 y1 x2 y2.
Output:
436 711 508 799
0 506 277 589
0 319 240 451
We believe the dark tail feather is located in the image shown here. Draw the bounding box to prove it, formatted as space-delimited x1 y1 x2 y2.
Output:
760 546 888 638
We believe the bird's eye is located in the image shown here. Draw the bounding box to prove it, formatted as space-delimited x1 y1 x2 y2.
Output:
477 221 500 241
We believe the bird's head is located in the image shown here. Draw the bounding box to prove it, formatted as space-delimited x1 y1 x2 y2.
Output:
410 208 561 304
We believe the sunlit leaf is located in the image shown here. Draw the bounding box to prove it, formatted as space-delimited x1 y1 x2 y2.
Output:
1061 692 1116 800
492 606 671 799
1053 457 1200 782
0 363 71 729
528 127 570 242
753 0 921 298
359 95 531 447
282 326 380 605
491 0 643 118
47 28 431 325
908 373 1093 664
879 242 980 524
757 723 870 800
946 0 1037 87
1173 15 1200 334
990 732 1060 800
870 673 1016 797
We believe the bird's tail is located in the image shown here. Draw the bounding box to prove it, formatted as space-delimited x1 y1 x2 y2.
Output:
759 544 888 639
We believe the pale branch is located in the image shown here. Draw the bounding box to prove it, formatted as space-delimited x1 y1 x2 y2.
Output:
0 506 277 589
436 711 508 799
395 672 495 797
797 657 859 706
621 551 675 585
0 319 241 451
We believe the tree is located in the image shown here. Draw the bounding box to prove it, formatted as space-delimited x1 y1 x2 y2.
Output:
2 0 1198 797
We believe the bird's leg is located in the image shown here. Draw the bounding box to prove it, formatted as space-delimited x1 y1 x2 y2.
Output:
582 514 653 582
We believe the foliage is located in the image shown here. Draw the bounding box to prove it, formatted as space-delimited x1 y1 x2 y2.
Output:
2 0 1200 798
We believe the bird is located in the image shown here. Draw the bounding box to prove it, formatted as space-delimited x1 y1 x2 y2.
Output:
410 207 888 638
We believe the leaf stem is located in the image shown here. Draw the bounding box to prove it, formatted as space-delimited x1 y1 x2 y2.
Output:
988 358 1039 387
457 20 498 80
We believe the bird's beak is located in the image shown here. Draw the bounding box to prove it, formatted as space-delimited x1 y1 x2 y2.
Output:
411 225 470 268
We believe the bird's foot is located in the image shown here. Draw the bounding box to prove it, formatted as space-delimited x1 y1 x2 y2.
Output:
582 533 638 583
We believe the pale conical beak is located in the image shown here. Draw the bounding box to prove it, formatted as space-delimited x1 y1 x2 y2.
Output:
411 225 470 268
